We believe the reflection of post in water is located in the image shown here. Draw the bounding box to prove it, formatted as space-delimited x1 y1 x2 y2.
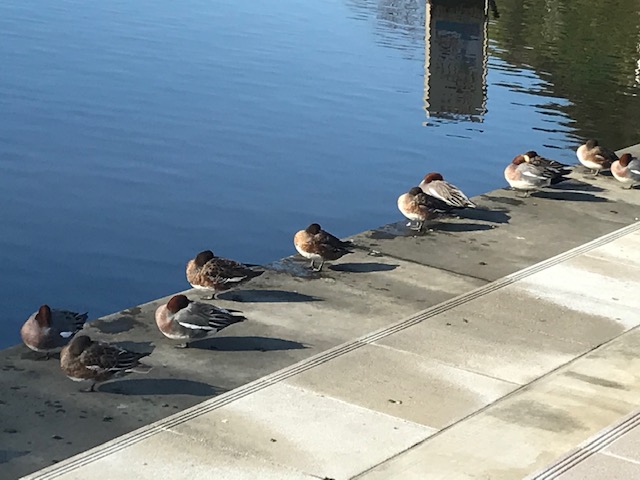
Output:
423 0 490 123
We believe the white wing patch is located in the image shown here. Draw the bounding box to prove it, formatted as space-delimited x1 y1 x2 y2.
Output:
59 331 74 338
177 321 215 331
522 170 545 179
426 186 447 202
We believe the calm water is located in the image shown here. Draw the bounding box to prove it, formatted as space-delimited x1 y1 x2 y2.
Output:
1 0 639 348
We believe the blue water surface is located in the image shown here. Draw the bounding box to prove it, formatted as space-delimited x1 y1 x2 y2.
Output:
1 0 635 348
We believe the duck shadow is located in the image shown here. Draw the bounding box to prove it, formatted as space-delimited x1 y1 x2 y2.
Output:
453 208 511 224
191 335 309 352
92 315 146 334
433 222 495 233
20 350 60 361
329 262 399 273
481 192 525 206
531 191 609 202
111 341 155 355
0 449 30 464
99 378 221 396
217 289 321 303
551 179 605 192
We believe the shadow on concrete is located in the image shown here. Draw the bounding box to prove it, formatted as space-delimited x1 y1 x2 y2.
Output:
92 316 147 334
435 222 495 233
19 350 59 361
98 378 221 396
111 341 155 355
217 289 322 303
531 191 609 202
456 207 511 224
480 192 525 206
0 449 30 464
329 262 399 273
551 180 605 192
192 335 308 352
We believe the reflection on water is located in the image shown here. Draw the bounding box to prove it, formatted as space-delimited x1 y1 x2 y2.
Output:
0 0 639 348
489 0 640 148
424 0 489 122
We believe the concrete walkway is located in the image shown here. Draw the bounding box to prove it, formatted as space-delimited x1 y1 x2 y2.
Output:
4 144 640 479
22 221 640 479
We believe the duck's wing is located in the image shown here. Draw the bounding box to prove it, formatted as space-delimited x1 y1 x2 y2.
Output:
596 146 619 163
202 258 264 285
414 191 449 212
528 155 571 171
82 342 149 374
175 302 245 331
51 310 88 338
318 230 353 250
426 181 475 208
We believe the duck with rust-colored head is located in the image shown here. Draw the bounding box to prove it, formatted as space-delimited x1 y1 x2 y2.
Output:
155 294 246 348
293 223 353 272
504 154 569 196
20 305 88 359
418 172 476 209
186 250 264 300
576 139 618 175
60 335 152 392
611 153 640 188
397 187 442 231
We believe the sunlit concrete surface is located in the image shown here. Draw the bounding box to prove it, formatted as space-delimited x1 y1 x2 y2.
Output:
6 143 640 480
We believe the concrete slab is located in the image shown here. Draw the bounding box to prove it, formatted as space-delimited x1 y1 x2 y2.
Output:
514 258 640 330
285 343 517 429
353 172 640 283
584 231 640 268
605 424 640 464
170 383 435 480
373 266 632 384
24 429 316 480
358 328 640 480
554 453 640 480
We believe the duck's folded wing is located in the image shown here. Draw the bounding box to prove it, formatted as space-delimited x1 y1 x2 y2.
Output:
203 258 262 284
83 343 146 372
176 303 245 331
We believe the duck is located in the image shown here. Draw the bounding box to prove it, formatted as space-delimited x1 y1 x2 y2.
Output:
611 153 640 188
293 223 353 272
418 172 476 209
522 150 573 173
60 335 151 392
155 294 246 348
504 154 569 196
576 139 618 175
397 187 442 231
20 305 88 359
186 250 264 300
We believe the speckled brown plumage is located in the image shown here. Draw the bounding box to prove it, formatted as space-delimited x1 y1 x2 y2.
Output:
293 223 353 271
185 250 264 299
60 335 151 392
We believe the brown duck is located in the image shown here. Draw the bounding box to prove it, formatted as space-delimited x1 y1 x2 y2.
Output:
60 335 152 392
185 250 264 300
293 223 353 271
20 305 88 359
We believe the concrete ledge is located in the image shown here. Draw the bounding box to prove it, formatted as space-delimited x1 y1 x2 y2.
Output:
21 220 640 480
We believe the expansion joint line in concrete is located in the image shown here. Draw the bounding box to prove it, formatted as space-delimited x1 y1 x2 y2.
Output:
527 408 640 479
28 221 640 480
